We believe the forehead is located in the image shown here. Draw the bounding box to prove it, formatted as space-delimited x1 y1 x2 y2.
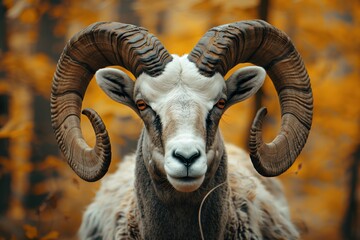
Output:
134 55 225 107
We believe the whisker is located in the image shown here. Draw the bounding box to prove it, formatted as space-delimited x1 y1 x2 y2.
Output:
198 182 226 240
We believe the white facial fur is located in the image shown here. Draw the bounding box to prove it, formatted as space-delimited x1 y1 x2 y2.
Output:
96 55 265 193
135 55 226 192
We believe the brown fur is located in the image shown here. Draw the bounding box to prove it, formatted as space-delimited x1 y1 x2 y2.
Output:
79 141 299 240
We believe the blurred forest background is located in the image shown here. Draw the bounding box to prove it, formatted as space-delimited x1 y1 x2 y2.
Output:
0 0 359 239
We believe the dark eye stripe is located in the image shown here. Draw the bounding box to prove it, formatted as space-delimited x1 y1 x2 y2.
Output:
205 109 214 148
154 114 162 135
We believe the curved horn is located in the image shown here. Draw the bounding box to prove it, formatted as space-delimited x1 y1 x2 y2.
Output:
51 22 172 181
188 20 313 177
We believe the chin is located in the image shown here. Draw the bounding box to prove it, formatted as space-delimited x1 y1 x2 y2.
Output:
167 175 205 193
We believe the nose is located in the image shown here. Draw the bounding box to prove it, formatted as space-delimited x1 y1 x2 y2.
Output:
172 149 201 168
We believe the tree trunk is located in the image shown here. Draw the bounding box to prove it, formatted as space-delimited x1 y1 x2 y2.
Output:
342 144 359 239
25 0 64 210
0 2 11 217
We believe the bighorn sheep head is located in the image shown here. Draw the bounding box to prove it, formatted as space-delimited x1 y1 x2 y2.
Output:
96 58 265 193
51 20 313 193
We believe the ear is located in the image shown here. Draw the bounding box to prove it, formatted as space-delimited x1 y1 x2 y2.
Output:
226 66 266 106
96 68 137 111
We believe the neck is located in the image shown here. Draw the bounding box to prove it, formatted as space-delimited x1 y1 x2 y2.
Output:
135 131 229 239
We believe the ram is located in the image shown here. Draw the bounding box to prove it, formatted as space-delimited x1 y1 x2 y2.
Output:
51 20 313 239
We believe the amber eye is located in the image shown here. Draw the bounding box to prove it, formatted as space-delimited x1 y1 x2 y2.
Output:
136 100 147 111
216 99 226 109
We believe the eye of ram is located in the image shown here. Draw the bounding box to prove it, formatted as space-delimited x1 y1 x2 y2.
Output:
215 98 226 109
136 99 148 111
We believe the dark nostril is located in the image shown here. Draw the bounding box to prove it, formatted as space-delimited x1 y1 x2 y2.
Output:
173 150 201 167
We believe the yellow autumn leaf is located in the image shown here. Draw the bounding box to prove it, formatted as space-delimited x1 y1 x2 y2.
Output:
19 8 38 24
40 231 60 240
23 224 38 239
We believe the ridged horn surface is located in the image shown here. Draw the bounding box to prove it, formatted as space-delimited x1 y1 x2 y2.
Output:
188 20 313 176
51 22 172 181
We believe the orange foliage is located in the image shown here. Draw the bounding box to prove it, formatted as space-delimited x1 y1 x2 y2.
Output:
0 0 359 239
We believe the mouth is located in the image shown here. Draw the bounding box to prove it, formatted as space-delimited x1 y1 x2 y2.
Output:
179 176 196 182
167 175 205 193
